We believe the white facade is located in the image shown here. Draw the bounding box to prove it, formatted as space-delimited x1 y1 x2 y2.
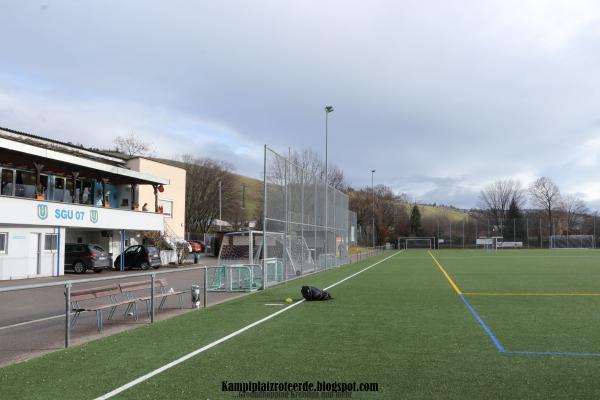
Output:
0 127 181 281
0 197 164 280
0 196 164 231
0 225 64 280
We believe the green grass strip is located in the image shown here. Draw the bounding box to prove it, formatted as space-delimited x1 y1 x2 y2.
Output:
0 252 393 400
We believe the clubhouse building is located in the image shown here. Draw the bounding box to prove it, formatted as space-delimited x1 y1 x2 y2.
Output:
0 126 186 280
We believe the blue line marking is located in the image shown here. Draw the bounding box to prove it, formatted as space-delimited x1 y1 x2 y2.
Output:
508 351 600 358
459 294 505 353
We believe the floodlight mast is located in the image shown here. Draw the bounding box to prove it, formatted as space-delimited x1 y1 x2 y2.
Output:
372 169 376 248
324 105 334 265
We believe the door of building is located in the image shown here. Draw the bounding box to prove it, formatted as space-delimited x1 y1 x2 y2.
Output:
28 233 42 276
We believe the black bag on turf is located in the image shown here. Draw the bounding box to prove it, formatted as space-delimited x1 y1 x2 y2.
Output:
301 285 333 301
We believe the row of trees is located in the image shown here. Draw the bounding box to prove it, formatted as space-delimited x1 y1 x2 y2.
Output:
478 177 588 238
346 186 431 246
115 133 593 246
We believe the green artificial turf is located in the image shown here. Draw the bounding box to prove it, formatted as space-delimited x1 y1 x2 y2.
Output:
4 249 600 399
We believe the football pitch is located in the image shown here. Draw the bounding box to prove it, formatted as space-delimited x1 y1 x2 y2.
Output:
4 249 600 399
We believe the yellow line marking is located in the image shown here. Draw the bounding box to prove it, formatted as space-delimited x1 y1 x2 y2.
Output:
428 250 462 295
463 292 600 296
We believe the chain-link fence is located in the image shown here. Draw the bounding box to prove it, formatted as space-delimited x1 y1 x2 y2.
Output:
263 146 350 287
417 213 600 249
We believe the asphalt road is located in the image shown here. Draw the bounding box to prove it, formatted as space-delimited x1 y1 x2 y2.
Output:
0 255 244 367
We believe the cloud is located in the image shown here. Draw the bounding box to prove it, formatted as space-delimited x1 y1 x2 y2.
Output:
0 86 265 178
2 1 600 208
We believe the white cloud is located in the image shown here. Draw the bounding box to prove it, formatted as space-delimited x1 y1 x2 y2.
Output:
0 86 264 175
2 1 600 208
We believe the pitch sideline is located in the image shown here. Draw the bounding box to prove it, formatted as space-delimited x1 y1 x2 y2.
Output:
95 251 401 400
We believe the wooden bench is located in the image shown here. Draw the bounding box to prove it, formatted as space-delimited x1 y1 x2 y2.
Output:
119 278 184 318
70 284 138 332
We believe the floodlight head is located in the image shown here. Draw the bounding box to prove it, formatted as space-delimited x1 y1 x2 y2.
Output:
325 105 334 113
372 169 376 173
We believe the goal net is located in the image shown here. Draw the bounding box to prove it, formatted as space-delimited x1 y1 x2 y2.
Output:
398 237 435 250
476 237 503 250
219 231 321 287
550 235 595 249
218 231 264 265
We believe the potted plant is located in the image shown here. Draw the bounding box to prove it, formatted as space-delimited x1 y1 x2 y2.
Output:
35 184 45 200
132 203 139 211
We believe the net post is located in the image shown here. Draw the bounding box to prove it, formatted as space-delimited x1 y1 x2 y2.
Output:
262 144 268 289
65 282 71 348
150 273 155 323
203 266 208 308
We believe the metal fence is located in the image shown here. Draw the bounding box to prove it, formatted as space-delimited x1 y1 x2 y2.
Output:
0 245 389 367
263 146 350 287
418 214 600 249
0 265 240 366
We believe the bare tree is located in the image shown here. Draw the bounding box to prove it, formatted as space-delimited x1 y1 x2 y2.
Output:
529 177 561 233
349 185 409 245
290 149 347 190
560 194 588 233
478 179 524 233
182 155 240 234
114 132 150 157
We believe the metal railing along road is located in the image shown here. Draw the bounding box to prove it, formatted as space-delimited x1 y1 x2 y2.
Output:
0 266 215 349
0 249 387 355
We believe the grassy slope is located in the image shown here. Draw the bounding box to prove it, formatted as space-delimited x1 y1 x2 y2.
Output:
5 250 600 399
415 204 468 222
233 172 469 223
232 173 263 220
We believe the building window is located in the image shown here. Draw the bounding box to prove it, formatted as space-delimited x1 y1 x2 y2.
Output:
1 169 14 196
44 233 58 251
15 170 36 198
0 232 7 254
54 177 66 202
159 199 173 218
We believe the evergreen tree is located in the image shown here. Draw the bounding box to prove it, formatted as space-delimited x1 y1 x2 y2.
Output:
506 197 525 241
409 204 423 236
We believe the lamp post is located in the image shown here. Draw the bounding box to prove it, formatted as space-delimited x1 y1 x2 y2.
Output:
371 169 376 248
218 180 222 232
324 105 334 262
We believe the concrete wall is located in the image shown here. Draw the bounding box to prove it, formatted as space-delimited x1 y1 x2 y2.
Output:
127 158 186 238
0 225 65 280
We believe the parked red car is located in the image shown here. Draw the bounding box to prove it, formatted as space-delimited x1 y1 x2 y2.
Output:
188 240 204 253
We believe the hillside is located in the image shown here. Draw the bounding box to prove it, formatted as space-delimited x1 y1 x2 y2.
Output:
232 171 470 224
232 173 263 220
148 155 469 224
415 204 469 222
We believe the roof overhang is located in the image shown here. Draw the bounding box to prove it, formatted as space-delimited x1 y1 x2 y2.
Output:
0 137 169 185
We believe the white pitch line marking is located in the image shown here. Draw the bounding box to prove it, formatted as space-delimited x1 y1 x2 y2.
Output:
95 251 400 400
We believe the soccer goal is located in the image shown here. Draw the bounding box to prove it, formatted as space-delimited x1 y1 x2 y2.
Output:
549 235 595 249
397 237 435 250
218 231 264 265
476 237 503 250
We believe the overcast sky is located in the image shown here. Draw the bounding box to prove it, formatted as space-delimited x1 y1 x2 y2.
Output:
1 1 600 209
